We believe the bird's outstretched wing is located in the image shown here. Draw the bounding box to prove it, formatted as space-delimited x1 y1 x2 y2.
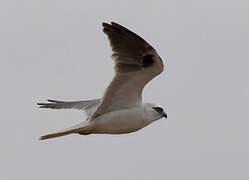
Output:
93 22 164 117
37 99 100 116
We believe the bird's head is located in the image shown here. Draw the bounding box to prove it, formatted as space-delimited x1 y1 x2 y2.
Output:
152 106 167 120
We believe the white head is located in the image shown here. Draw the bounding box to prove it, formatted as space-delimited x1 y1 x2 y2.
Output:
146 103 167 121
152 106 167 119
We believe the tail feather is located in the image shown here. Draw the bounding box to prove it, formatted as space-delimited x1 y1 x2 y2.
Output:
39 122 89 140
39 129 76 140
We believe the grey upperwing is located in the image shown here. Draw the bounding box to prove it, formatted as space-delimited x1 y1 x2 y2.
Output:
37 99 101 111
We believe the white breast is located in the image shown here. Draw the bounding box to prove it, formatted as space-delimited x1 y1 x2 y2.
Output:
90 106 147 134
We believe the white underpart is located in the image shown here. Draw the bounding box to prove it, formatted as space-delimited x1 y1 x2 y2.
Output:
83 103 161 134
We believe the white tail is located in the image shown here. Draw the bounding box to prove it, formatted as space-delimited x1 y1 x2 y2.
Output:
39 129 77 140
39 122 89 140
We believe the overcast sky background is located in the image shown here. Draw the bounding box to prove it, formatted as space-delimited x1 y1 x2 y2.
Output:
1 0 248 179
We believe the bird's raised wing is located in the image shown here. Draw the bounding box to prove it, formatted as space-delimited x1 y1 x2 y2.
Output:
93 22 164 117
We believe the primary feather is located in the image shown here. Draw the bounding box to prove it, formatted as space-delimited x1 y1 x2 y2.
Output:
37 99 100 110
93 22 164 117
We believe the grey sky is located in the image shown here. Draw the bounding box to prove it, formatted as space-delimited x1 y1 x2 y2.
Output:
1 0 248 179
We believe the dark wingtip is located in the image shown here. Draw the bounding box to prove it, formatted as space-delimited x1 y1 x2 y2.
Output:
102 22 111 34
38 106 48 108
37 101 55 108
102 21 122 32
110 22 124 28
110 21 118 25
37 99 61 108
102 22 114 28
37 103 45 108
102 22 109 27
47 99 63 103
102 21 118 26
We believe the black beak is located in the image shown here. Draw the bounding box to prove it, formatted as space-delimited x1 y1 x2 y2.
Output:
162 112 167 119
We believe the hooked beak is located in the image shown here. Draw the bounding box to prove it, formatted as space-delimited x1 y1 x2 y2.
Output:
162 112 167 119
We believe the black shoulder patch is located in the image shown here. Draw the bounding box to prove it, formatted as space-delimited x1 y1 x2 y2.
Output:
142 54 154 67
115 63 141 73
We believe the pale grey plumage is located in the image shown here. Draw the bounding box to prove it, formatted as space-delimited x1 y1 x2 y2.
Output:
37 99 100 117
37 99 100 110
38 22 166 140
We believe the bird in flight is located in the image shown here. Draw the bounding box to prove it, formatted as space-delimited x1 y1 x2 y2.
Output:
38 22 167 140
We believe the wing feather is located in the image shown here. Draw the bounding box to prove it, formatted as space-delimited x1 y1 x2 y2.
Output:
37 99 100 115
93 22 164 117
